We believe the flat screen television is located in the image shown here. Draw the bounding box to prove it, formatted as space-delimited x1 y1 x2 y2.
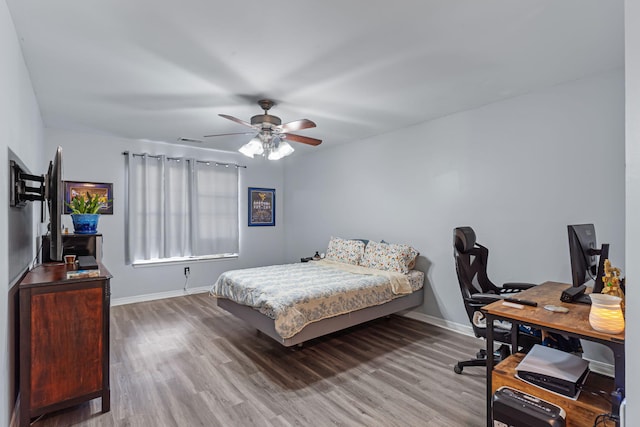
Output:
567 224 609 294
45 146 64 261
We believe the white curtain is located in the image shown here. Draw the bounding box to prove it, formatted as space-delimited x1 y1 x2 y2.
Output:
125 153 239 264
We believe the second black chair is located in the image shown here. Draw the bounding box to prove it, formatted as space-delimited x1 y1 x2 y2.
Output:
452 226 540 374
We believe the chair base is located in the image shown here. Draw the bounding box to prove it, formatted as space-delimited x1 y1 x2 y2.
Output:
453 344 510 374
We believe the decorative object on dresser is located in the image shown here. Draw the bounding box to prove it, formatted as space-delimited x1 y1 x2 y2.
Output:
18 262 112 427
70 212 100 234
66 189 112 234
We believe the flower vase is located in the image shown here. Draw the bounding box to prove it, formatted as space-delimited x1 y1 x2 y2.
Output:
588 293 625 334
71 214 100 234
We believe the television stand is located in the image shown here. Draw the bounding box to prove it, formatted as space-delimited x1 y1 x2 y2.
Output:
42 233 102 262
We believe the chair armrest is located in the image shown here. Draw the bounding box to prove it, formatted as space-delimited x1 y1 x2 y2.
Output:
502 282 536 291
469 293 503 305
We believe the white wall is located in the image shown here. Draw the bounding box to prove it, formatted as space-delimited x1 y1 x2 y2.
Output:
1 0 45 423
625 0 639 421
284 70 624 353
44 129 286 301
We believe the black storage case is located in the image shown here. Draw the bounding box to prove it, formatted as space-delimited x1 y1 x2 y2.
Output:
493 387 566 427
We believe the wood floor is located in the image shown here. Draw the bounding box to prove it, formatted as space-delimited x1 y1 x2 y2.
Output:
34 293 487 427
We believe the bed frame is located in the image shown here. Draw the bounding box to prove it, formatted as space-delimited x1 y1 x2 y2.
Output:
216 287 424 347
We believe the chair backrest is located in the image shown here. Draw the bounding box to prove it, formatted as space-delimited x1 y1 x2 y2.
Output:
453 227 501 328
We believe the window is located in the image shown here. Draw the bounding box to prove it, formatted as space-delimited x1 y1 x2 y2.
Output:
125 153 240 265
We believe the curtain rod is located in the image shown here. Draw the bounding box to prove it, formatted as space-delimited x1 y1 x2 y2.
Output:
122 151 246 168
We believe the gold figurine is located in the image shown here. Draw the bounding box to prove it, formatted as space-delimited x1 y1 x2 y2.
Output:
601 259 625 313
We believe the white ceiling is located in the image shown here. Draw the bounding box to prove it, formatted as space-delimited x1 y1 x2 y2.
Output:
7 0 624 155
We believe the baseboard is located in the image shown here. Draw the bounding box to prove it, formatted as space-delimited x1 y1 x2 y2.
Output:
111 286 210 306
400 310 475 337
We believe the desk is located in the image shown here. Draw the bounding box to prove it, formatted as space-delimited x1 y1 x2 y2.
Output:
482 282 624 427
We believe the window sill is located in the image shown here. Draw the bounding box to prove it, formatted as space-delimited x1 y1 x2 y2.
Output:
132 253 238 268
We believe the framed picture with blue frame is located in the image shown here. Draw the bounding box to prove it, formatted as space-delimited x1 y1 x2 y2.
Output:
64 181 113 214
248 187 275 226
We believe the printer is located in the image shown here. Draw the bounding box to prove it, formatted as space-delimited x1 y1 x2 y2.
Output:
516 344 589 398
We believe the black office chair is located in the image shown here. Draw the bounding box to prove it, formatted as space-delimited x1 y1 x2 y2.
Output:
453 226 540 374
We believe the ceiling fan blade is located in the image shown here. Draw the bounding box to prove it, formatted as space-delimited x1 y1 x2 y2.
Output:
282 133 322 146
203 131 257 138
219 114 255 128
278 119 316 133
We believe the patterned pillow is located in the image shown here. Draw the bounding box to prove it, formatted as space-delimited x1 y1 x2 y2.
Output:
325 236 366 265
360 241 419 274
380 239 417 269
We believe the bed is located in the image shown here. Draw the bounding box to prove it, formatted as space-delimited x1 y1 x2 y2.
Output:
210 237 425 346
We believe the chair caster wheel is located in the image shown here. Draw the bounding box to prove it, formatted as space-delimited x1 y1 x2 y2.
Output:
476 349 487 359
454 364 463 374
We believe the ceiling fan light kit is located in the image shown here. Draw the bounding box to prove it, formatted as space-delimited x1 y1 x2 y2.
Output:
267 140 294 160
238 138 264 157
199 99 322 160
239 134 295 160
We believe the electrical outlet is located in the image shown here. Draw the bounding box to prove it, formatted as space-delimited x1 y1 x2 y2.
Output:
184 267 190 277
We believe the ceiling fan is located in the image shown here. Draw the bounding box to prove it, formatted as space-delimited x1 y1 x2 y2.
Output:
182 99 322 160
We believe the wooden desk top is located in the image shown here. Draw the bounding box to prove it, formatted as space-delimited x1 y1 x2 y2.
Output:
483 281 624 343
19 262 112 288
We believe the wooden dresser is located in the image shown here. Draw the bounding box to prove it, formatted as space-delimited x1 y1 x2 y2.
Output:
18 262 111 426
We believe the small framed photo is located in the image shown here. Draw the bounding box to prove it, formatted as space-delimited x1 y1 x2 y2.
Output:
248 187 275 226
64 181 113 214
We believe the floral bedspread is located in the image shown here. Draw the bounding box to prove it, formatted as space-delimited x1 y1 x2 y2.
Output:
210 260 422 339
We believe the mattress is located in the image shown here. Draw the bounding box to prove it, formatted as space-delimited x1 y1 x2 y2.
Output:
211 260 424 339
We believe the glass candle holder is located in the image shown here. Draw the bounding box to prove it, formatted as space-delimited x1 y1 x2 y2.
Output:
589 293 625 334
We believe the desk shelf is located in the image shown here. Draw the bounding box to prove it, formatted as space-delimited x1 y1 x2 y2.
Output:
493 353 613 427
